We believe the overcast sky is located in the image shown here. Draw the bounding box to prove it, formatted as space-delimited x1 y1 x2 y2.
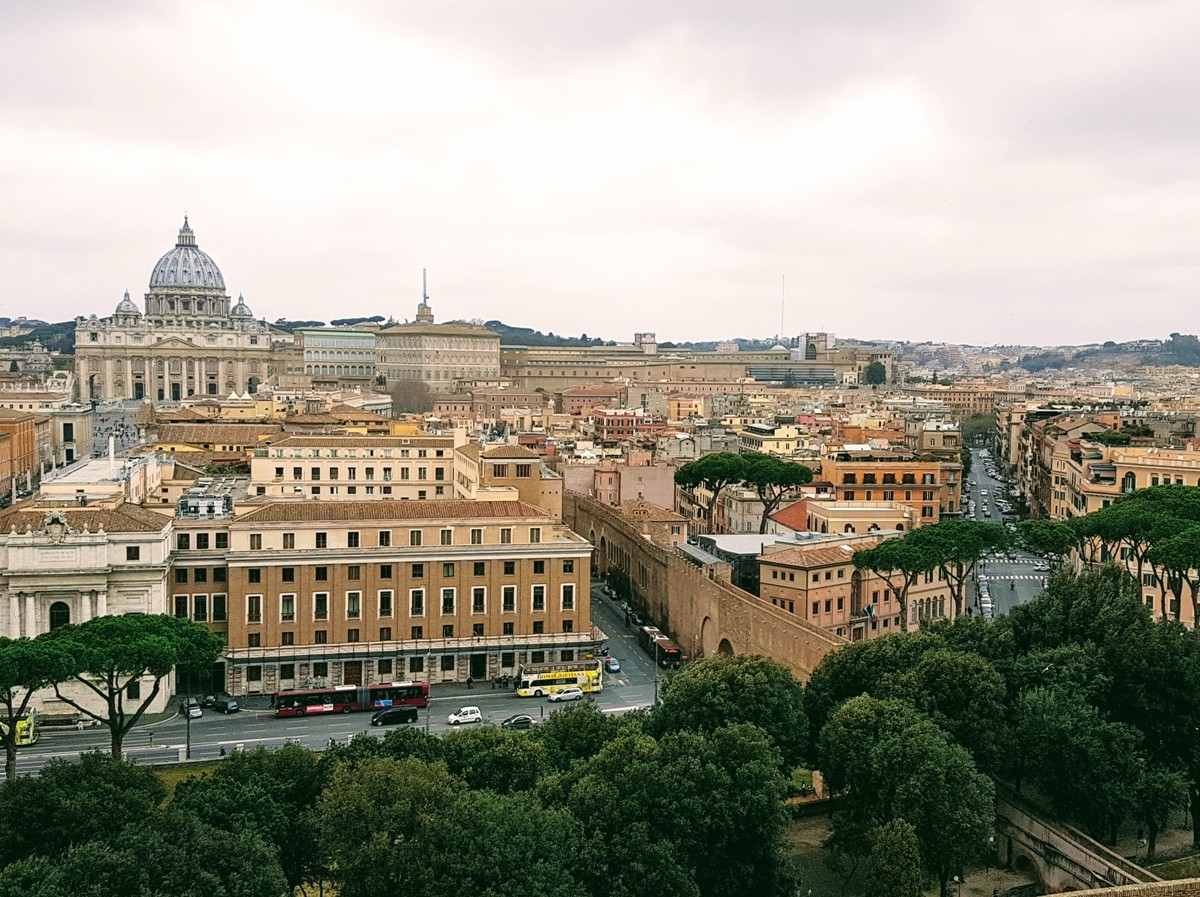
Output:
3 1 1198 346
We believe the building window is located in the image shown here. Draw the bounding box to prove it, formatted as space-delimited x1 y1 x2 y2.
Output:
503 622 514 636
411 626 424 640
247 595 262 623
177 533 190 550
250 534 262 550
175 569 188 584
196 533 210 550
471 562 485 577
212 595 227 622
314 593 329 620
378 658 393 675
281 631 294 646
561 584 575 611
346 592 362 619
410 530 423 547
283 533 295 549
472 587 486 613
441 588 456 614
440 654 455 671
378 530 391 547
379 590 393 616
532 585 546 612
504 561 515 576
470 528 483 545
442 562 454 577
280 594 296 622
440 528 453 546
409 656 424 673
193 568 207 584
532 621 544 634
282 567 295 583
412 563 425 578
562 620 574 633
533 560 545 575
280 663 295 680
563 559 574 574
316 532 328 549
472 623 485 637
174 595 188 618
346 531 360 548
379 626 392 642
379 564 393 579
313 662 329 678
315 566 328 581
410 589 425 615
502 586 516 613
500 528 512 544
516 464 531 478
314 631 327 645
247 634 261 648
347 629 360 643
529 527 541 543
347 565 361 581
216 533 229 549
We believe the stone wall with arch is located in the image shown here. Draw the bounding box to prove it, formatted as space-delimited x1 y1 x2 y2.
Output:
569 491 845 681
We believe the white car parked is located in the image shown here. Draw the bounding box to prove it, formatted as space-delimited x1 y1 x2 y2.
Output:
548 687 584 703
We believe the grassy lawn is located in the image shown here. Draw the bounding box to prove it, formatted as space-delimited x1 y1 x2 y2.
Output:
1150 855 1200 880
154 760 221 796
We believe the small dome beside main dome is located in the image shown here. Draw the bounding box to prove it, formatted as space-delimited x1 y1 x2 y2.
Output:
114 290 141 315
149 216 226 291
231 294 254 317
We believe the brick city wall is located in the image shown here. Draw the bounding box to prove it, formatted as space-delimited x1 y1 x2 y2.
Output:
565 492 845 681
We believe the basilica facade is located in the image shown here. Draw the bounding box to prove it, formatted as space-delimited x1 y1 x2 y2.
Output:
75 218 287 403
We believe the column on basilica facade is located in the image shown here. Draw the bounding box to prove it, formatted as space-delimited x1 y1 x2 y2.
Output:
78 591 92 623
96 591 107 617
23 593 35 638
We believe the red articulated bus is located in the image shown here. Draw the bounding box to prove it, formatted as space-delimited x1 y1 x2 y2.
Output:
274 681 430 718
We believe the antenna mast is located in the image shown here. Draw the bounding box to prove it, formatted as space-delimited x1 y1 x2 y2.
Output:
423 268 428 302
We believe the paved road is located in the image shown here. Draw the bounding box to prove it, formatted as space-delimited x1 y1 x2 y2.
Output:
13 579 663 775
965 448 1051 618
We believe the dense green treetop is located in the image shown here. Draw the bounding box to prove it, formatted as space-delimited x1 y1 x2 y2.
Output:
646 654 807 769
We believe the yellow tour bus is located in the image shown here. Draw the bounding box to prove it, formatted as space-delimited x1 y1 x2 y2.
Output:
0 710 40 746
516 659 603 697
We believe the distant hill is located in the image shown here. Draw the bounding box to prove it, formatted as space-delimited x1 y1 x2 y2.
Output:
1014 335 1191 372
483 321 610 347
0 320 76 354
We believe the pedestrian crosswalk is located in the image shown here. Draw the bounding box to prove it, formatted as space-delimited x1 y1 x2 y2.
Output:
984 574 1046 581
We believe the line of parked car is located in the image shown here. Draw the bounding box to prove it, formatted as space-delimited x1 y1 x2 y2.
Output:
180 695 240 719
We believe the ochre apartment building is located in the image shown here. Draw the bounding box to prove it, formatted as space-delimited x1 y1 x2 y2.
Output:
172 499 594 695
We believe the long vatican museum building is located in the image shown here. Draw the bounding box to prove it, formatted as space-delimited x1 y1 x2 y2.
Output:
74 217 281 403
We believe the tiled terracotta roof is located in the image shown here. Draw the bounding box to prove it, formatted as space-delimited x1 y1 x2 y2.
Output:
155 424 283 445
0 502 171 534
481 445 540 459
234 499 550 524
769 500 809 531
267 435 453 448
763 537 886 568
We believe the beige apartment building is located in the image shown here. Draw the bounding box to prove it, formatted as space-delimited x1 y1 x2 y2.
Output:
376 299 501 393
818 455 962 523
452 443 563 519
249 434 464 501
758 534 955 641
1046 442 1200 520
737 423 803 456
804 500 919 534
198 500 594 695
